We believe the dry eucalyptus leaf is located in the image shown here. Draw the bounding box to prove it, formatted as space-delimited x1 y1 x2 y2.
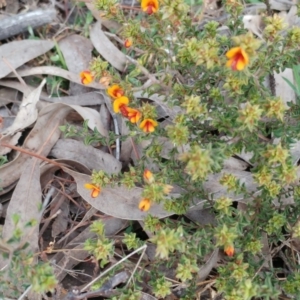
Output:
63 168 175 220
1 78 46 135
223 157 249 171
0 40 54 79
51 200 70 238
9 66 105 90
69 104 108 137
50 139 122 174
198 248 219 281
41 91 105 105
243 15 263 39
141 292 158 300
90 21 126 71
0 103 73 193
274 68 296 107
59 34 93 95
204 169 258 201
0 158 42 269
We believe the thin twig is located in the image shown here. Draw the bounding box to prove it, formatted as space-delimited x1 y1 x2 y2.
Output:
18 285 32 300
80 244 147 292
125 244 147 287
0 143 64 168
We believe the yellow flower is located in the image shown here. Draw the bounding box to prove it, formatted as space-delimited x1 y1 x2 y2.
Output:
139 118 158 133
139 198 151 211
224 243 234 257
226 47 249 71
124 38 133 48
107 85 125 99
84 183 101 198
113 96 129 113
80 70 94 85
126 107 142 123
143 169 154 184
141 0 159 15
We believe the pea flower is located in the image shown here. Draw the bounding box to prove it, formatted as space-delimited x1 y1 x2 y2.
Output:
80 70 94 85
225 47 249 71
144 169 154 184
139 198 151 211
141 0 159 15
224 243 234 257
140 118 158 133
113 96 129 114
107 85 125 99
126 107 142 123
84 183 101 198
124 38 133 48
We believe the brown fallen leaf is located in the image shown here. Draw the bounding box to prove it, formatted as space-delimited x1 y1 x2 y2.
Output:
0 40 54 79
0 158 42 269
1 78 46 136
59 34 94 96
63 168 176 220
90 21 127 72
50 139 122 174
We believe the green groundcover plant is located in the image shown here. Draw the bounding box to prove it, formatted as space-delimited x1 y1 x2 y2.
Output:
81 0 300 298
2 0 300 299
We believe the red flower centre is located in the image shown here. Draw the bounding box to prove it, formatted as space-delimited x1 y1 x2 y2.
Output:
231 52 244 71
146 2 155 14
119 104 129 117
144 121 152 131
114 89 123 98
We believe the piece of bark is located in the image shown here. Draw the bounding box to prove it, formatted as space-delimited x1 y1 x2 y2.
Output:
0 8 56 40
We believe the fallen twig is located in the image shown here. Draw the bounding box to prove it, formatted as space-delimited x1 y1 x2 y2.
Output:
0 9 57 40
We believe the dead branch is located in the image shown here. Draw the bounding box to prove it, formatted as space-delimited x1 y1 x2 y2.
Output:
0 8 56 41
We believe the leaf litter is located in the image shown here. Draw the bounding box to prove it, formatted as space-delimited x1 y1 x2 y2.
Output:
0 1 299 299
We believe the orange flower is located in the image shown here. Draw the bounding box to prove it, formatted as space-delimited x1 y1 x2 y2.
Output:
107 85 125 99
126 107 142 123
139 198 151 211
224 244 234 257
80 70 94 85
124 38 133 48
141 0 159 15
143 169 154 184
225 47 249 71
113 96 129 113
139 118 158 133
84 183 101 198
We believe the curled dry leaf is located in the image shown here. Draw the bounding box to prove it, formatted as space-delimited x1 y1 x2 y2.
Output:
90 21 127 71
2 78 46 135
63 168 176 220
0 39 55 79
204 169 258 201
198 248 219 281
59 34 94 95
